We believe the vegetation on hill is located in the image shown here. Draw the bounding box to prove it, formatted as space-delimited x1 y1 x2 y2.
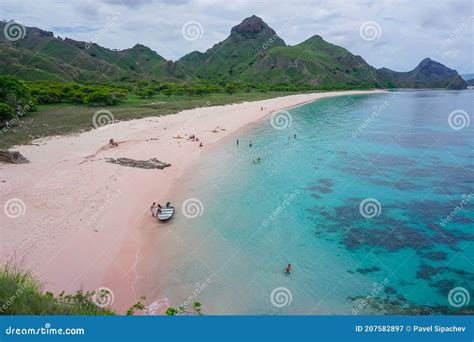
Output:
0 80 308 149
376 58 467 89
0 266 204 316
0 17 467 89
0 266 118 315
0 76 34 121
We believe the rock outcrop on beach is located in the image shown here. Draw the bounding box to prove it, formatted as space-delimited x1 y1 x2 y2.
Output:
106 157 171 169
0 150 29 164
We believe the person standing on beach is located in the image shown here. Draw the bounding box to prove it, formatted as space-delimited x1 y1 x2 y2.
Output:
150 202 157 217
237 139 239 145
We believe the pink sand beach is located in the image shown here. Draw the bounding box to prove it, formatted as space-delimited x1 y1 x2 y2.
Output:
0 90 384 312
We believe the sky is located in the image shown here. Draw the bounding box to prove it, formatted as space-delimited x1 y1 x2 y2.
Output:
1 0 473 73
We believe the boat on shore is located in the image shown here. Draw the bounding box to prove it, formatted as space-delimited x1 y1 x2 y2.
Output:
157 206 175 221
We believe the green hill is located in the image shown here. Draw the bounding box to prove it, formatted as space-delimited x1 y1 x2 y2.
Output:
0 21 188 82
0 17 467 89
178 15 286 80
236 35 379 87
377 58 467 89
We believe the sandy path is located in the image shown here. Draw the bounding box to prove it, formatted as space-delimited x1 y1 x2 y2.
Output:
0 90 384 312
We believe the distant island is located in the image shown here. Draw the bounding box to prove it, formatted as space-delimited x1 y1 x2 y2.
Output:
0 16 468 90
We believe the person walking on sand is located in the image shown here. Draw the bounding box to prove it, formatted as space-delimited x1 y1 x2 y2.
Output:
150 202 157 217
285 263 292 275
199 142 203 148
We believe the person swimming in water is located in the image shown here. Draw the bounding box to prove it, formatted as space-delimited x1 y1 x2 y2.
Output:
285 263 292 274
249 140 253 147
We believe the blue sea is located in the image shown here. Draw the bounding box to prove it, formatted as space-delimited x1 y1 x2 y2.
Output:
144 90 473 315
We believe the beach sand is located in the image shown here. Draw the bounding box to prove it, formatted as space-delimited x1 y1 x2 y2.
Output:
0 90 384 313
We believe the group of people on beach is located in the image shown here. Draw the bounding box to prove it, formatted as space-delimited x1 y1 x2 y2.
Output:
150 202 172 217
174 133 204 148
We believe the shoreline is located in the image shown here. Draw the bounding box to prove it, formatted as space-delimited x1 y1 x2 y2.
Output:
0 90 385 313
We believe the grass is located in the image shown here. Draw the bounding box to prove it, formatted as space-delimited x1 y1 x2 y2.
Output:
0 266 116 315
0 91 305 149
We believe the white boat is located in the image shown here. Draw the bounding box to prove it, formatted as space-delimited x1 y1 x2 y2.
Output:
157 206 175 221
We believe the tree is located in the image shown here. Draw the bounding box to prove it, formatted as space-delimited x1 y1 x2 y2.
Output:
0 102 13 121
224 83 237 95
0 76 33 121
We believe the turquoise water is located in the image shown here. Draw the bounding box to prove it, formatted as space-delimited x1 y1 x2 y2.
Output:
151 90 473 315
